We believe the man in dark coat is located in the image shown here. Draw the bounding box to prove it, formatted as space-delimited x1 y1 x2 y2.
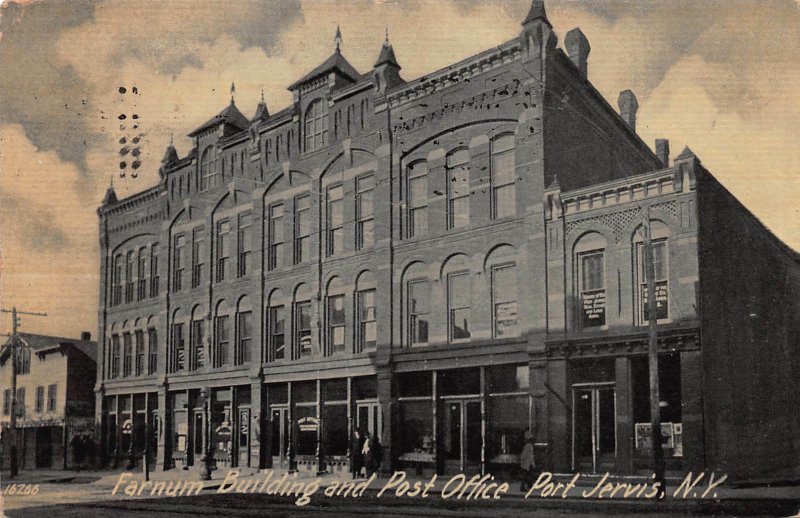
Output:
364 432 381 477
350 428 364 479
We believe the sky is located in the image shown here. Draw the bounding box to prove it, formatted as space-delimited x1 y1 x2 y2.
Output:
0 0 798 339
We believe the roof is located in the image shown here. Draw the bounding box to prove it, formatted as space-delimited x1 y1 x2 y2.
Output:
188 101 251 138
0 333 98 363
288 49 362 91
375 41 400 69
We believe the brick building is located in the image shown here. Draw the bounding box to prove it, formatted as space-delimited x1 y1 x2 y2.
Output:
95 1 800 481
0 333 97 470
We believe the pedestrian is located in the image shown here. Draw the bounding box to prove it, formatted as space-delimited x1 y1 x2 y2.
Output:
361 431 372 477
350 428 364 479
365 432 381 477
519 429 536 492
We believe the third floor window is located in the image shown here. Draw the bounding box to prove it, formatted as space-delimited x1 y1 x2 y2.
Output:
267 204 284 271
356 175 375 250
304 99 328 152
406 162 428 238
327 185 344 257
294 195 311 264
237 213 252 277
216 220 231 282
447 150 470 230
491 135 516 219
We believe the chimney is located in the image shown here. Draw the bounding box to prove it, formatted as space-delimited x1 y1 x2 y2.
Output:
81 331 91 341
618 90 639 131
565 28 590 79
655 139 670 167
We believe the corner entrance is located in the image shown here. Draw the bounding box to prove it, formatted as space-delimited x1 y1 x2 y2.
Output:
572 383 616 473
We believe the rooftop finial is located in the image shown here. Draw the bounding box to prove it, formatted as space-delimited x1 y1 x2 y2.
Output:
110 174 114 189
385 26 389 44
335 25 342 52
169 131 174 146
261 89 265 103
230 82 236 103
522 0 549 25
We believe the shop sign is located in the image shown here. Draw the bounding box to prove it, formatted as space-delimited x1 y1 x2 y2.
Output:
67 417 94 440
297 416 319 432
581 290 606 327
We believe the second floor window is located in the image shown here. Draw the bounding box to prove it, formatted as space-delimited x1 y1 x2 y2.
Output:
407 162 428 238
122 333 133 377
357 289 377 352
327 294 345 354
171 323 185 373
192 228 205 288
110 335 120 378
173 235 186 291
46 384 57 412
448 272 471 342
447 150 470 229
637 238 669 323
491 135 516 219
492 264 519 337
237 213 252 277
35 386 44 413
214 315 231 367
2 389 10 415
135 330 145 376
216 220 230 282
327 185 344 257
294 195 311 264
268 305 285 361
304 98 328 152
356 175 375 250
295 301 312 358
190 319 205 371
579 250 606 328
236 311 252 365
268 204 284 270
147 328 158 374
408 280 430 346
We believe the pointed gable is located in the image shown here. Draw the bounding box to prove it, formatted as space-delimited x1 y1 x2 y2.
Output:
188 101 251 138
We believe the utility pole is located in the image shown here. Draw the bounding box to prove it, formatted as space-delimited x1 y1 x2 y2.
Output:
642 208 666 497
1 307 47 479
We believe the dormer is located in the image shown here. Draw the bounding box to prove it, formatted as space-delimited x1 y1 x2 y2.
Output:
187 95 250 145
287 26 361 101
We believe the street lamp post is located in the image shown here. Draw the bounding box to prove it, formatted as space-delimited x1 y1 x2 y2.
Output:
199 388 214 480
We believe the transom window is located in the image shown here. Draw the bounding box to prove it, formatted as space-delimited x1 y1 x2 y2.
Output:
304 99 329 152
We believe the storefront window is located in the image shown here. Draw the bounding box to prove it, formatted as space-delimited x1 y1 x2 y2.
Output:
323 404 348 456
399 400 433 454
487 395 528 460
632 354 682 457
487 364 529 394
440 368 480 396
397 372 431 398
322 379 347 402
295 405 317 456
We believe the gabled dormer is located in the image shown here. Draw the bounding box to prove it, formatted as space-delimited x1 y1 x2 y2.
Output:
187 93 250 142
372 31 404 95
287 26 362 99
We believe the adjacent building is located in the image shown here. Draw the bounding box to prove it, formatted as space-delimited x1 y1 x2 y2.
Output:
95 0 800 481
0 333 97 470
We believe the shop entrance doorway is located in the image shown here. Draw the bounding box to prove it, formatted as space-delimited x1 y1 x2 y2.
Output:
572 383 616 473
236 408 250 467
270 406 289 469
356 402 381 440
442 398 481 473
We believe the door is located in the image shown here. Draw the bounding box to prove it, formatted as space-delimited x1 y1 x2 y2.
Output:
149 411 159 464
237 408 250 467
191 410 204 466
572 384 616 473
443 399 482 473
356 402 382 440
35 427 53 468
270 406 289 469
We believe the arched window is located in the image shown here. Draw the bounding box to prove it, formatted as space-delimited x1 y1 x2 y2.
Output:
325 277 346 355
633 221 671 324
442 255 471 342
486 245 519 338
355 271 377 352
213 300 231 367
575 232 608 329
403 262 429 347
267 289 286 361
235 296 252 365
199 147 217 190
189 306 205 371
304 99 329 152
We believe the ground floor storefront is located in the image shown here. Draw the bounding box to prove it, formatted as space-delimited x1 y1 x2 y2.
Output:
1 417 95 470
96 334 704 477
